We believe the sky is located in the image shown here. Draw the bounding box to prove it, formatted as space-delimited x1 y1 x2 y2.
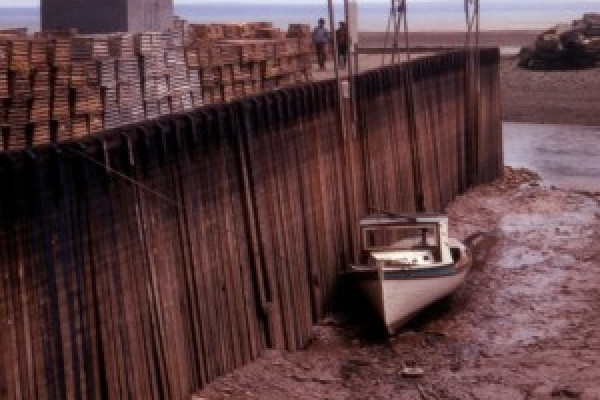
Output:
3 0 344 5
0 0 583 5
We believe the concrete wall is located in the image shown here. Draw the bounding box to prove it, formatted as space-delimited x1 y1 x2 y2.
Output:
41 0 173 33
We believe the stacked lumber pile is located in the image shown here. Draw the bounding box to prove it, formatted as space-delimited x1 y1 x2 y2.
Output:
135 32 202 119
185 22 275 42
0 34 74 150
69 37 109 137
286 24 313 57
101 34 144 129
0 20 315 151
184 22 313 105
0 30 202 151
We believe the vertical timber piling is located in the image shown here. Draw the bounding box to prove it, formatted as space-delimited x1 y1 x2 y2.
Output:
0 50 502 400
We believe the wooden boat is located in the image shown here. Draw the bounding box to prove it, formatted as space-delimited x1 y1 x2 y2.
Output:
348 213 472 334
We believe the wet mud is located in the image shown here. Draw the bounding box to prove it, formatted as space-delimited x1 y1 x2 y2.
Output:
193 167 600 400
501 58 600 127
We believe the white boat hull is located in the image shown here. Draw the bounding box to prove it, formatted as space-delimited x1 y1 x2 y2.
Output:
352 254 471 334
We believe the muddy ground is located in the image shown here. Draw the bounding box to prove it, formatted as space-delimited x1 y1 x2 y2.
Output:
359 31 539 48
321 30 600 127
193 168 600 400
501 59 600 126
193 32 600 400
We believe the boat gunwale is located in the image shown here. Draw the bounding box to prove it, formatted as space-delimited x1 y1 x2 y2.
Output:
347 241 471 281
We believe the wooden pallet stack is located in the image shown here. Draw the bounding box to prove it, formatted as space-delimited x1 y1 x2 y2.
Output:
255 27 285 40
48 37 73 142
165 47 197 112
136 32 201 119
0 21 315 151
117 57 146 124
108 34 145 127
261 38 311 91
1 36 80 149
183 21 313 105
187 22 276 42
135 32 169 119
30 45 52 145
287 24 311 38
1 38 29 150
0 44 7 99
287 23 313 59
70 37 109 136
98 58 120 129
185 43 216 104
188 24 225 41
0 27 28 37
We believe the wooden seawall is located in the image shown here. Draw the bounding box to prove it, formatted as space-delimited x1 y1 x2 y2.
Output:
0 50 502 399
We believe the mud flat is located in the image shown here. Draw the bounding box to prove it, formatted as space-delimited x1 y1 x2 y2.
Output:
357 31 600 127
193 167 600 400
325 30 600 127
359 30 539 48
501 58 600 126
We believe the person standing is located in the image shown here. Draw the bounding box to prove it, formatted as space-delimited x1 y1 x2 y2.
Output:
336 21 349 68
313 18 330 70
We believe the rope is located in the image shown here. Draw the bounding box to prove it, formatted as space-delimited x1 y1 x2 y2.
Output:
68 145 310 284
68 147 182 210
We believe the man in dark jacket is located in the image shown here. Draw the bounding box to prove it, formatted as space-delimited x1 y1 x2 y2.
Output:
313 18 330 70
336 21 349 68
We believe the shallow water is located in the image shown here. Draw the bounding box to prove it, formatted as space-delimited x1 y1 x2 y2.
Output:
500 46 521 56
504 122 600 191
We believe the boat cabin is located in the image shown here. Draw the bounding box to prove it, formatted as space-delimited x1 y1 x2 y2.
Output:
359 214 454 267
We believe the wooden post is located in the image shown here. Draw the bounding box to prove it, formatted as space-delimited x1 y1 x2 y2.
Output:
328 0 348 140
345 0 359 137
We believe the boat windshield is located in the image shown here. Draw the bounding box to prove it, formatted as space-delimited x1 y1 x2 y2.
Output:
362 224 440 252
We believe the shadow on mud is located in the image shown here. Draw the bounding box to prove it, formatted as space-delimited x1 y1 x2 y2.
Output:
332 277 389 343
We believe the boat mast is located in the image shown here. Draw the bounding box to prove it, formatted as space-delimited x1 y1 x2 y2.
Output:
465 0 481 185
328 0 348 139
383 0 411 65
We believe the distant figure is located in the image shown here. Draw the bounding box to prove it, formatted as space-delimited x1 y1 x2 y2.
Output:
336 21 349 68
313 18 330 70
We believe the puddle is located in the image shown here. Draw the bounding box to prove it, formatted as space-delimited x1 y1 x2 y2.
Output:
467 199 596 347
504 122 600 191
500 46 521 56
494 246 548 269
501 211 593 234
